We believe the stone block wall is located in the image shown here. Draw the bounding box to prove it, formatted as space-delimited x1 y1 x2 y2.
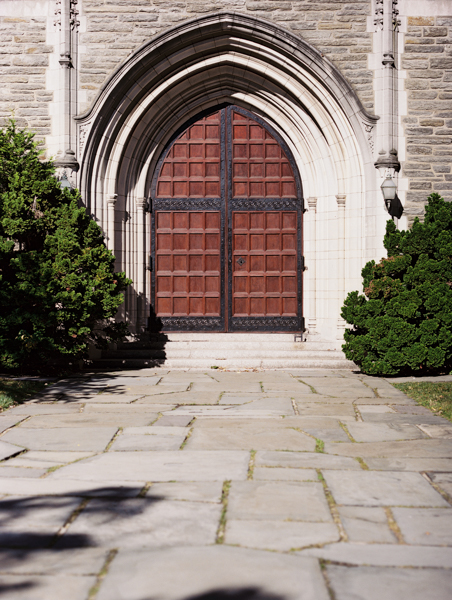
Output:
402 15 452 221
79 0 374 112
0 14 53 148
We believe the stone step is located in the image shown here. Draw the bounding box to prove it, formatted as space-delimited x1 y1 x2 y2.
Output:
103 348 346 360
96 332 352 370
90 356 354 370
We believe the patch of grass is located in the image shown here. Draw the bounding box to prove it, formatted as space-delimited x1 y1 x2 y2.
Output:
315 438 325 453
0 379 47 411
392 382 452 422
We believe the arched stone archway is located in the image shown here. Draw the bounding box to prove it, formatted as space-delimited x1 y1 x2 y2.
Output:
75 12 382 342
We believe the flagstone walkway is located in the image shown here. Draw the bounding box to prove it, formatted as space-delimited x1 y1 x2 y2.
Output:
1 369 452 600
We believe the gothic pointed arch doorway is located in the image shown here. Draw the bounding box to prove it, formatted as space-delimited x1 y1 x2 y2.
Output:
151 106 304 333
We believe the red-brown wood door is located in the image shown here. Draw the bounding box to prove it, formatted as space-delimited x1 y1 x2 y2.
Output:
151 106 303 332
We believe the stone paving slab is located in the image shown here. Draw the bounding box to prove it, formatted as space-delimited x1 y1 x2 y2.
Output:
326 566 452 600
134 392 220 404
357 405 396 413
146 482 223 503
364 457 452 471
0 415 27 433
338 506 397 543
0 548 108 575
2 427 118 452
346 422 427 442
0 574 97 600
57 498 222 549
6 451 95 469
324 439 452 458
225 520 339 551
0 440 23 461
299 543 452 567
166 406 286 418
418 423 452 438
228 481 333 522
154 415 193 427
110 427 187 451
48 451 250 482
5 404 83 415
0 466 48 478
295 403 356 417
0 478 143 497
255 450 362 470
323 470 449 507
428 473 452 497
360 413 446 425
353 396 417 404
80 394 144 403
19 413 159 428
0 495 81 548
184 425 315 451
94 376 161 388
96 546 330 600
391 507 452 545
83 403 174 414
253 467 318 481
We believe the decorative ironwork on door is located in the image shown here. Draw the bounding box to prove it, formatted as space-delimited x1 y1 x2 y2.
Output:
151 106 303 332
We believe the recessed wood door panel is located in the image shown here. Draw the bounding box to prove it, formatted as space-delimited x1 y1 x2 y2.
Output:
155 210 222 318
156 112 222 199
231 210 298 317
152 105 303 332
231 110 297 199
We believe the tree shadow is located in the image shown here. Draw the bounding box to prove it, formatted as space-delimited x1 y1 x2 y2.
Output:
184 590 286 600
0 489 164 551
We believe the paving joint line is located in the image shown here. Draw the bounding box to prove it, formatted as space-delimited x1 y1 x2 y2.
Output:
216 480 231 544
179 426 194 450
291 398 300 415
104 427 122 452
247 450 256 480
422 472 452 506
384 506 406 543
87 548 118 600
355 457 369 470
319 559 337 600
50 497 91 546
138 482 153 497
0 415 32 439
317 470 348 542
338 421 355 442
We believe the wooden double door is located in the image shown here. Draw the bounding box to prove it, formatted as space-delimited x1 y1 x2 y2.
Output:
151 106 304 332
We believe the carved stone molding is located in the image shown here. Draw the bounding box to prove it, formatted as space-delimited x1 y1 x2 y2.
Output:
78 122 91 155
307 197 317 211
336 194 346 207
70 0 80 32
136 197 148 212
107 194 118 206
363 123 375 154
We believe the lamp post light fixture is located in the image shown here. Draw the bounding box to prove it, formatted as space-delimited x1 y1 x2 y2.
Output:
59 170 73 190
381 174 397 212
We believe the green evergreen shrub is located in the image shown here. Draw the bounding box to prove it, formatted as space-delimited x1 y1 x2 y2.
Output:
341 193 452 375
0 121 131 373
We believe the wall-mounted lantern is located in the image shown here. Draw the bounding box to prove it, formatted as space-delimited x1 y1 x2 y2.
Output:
381 174 397 212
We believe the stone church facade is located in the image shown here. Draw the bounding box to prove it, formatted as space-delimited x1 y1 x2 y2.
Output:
1 0 451 351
